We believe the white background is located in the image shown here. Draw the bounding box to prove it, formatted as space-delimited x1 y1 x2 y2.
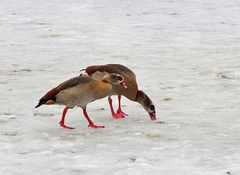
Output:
0 0 240 174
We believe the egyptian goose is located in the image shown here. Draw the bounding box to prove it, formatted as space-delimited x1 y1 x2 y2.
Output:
82 64 156 120
35 73 127 129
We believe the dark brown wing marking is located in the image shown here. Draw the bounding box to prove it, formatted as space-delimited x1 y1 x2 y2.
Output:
107 64 135 76
57 76 91 91
35 87 59 108
35 76 92 108
86 64 126 76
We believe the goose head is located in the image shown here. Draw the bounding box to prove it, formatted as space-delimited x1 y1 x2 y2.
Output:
102 73 127 89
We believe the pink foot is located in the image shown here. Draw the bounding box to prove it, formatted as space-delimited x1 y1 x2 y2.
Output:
88 123 105 129
116 108 128 117
112 109 128 119
59 122 75 129
112 113 125 119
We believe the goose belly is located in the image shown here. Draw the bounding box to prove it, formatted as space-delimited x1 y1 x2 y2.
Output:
56 85 94 108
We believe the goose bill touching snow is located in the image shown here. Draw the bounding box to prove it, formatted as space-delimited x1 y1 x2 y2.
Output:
82 64 157 120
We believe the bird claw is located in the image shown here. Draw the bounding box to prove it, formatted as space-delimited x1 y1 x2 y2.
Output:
59 122 75 129
112 109 128 119
88 124 105 128
112 113 125 119
117 108 128 116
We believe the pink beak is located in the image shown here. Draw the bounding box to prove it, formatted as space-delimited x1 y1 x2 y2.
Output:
149 112 156 120
120 81 128 89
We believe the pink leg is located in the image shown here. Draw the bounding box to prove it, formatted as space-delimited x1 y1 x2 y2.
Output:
116 95 128 117
83 107 105 128
108 96 116 117
59 107 75 129
108 96 125 119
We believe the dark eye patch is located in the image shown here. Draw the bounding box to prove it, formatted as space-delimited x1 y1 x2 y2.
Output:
118 76 123 81
150 105 155 110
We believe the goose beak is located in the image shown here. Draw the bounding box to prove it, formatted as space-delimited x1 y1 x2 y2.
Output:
120 81 128 89
149 112 156 120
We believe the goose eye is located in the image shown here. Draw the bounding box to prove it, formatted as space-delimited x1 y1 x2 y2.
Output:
150 105 155 110
117 76 123 81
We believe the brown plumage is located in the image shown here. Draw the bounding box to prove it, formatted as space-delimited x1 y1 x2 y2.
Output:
86 64 137 100
35 73 127 129
83 64 156 120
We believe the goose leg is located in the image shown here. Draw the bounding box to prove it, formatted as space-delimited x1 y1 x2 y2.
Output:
108 96 116 117
83 107 105 128
108 96 125 119
115 95 128 117
59 107 75 129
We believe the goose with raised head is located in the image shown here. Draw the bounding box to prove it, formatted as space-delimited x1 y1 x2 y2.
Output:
35 73 127 129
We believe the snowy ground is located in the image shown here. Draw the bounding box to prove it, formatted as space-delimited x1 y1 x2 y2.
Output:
1 0 240 174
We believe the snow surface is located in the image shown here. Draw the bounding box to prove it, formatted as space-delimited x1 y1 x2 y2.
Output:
1 0 240 174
